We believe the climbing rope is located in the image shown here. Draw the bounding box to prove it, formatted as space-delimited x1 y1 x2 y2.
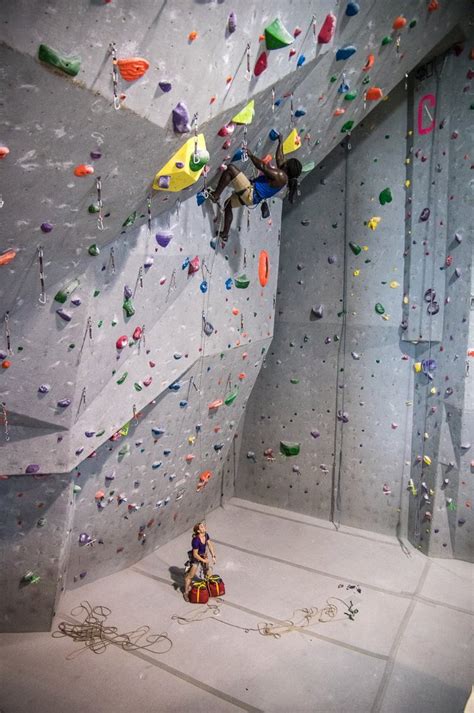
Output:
53 601 173 659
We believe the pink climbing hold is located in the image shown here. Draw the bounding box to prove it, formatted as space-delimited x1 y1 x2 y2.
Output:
188 256 200 274
116 335 128 350
0 146 10 159
132 326 143 341
293 27 302 37
218 123 235 137
318 13 337 44
254 51 268 76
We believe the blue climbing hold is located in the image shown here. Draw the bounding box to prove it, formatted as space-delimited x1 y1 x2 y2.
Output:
200 280 208 293
179 400 188 408
346 1 360 16
196 191 206 206
297 55 306 67
152 461 162 469
225 278 233 290
168 382 181 391
269 128 280 141
152 427 165 437
232 148 244 162
294 108 306 117
336 45 357 61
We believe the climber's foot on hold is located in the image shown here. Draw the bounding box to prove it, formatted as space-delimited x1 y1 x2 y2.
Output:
208 188 221 206
183 591 190 602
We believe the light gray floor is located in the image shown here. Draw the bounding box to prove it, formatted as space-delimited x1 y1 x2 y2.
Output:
1 498 473 713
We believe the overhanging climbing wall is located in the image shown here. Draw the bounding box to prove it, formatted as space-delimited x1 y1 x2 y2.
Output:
0 0 471 632
237 42 473 560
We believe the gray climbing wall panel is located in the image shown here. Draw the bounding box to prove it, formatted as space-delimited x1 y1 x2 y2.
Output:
237 42 473 559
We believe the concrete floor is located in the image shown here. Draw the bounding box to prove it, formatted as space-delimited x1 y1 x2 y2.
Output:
1 498 473 713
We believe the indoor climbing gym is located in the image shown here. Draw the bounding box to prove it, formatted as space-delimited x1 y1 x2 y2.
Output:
1 1 473 711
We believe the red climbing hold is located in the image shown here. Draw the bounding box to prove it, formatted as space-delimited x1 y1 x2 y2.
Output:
254 51 268 76
428 0 439 11
366 87 383 101
362 54 375 72
392 16 407 30
132 326 143 341
0 146 10 159
117 58 150 81
116 335 128 350
318 13 337 44
188 256 200 274
74 164 94 177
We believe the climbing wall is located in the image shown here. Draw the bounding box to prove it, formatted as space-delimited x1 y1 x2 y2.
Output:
237 42 473 560
0 0 471 632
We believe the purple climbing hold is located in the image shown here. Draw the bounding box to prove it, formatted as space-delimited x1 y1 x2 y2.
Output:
56 309 72 322
75 447 84 456
144 256 154 268
311 429 320 439
156 232 173 248
71 297 82 306
328 255 337 264
175 161 185 169
337 410 349 423
123 285 133 299
79 533 92 545
41 222 53 233
158 175 170 189
85 431 95 438
25 464 40 474
159 80 172 93
38 384 50 394
419 207 430 222
90 150 102 160
228 11 237 33
172 102 191 133
57 398 71 408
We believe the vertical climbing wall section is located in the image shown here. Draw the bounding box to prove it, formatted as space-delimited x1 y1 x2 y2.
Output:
237 43 473 560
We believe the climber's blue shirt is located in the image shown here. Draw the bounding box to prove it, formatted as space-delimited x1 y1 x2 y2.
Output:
252 175 283 204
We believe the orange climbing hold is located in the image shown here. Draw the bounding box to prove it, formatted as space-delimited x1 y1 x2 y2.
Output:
238 372 246 380
362 53 375 72
208 399 223 410
0 250 16 266
366 87 383 101
0 146 10 159
74 164 94 177
1 360 11 369
258 250 270 287
232 308 240 315
262 154 273 164
196 470 212 491
95 490 105 500
188 30 198 41
334 108 346 116
392 16 407 29
117 58 150 81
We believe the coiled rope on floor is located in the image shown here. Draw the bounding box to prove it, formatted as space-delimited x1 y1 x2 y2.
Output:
53 601 173 659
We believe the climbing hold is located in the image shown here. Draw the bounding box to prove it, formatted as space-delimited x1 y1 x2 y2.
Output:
392 16 407 30
122 298 135 317
409 19 417 27
362 54 375 72
38 44 81 76
172 102 191 133
366 87 383 101
258 250 269 287
280 441 300 457
88 203 100 214
235 274 250 289
116 335 128 350
224 390 239 405
344 91 358 101
41 222 54 233
367 216 381 230
189 149 210 172
74 164 94 177
336 45 357 61
228 11 237 33
132 326 143 341
232 100 255 125
419 208 430 222
311 305 324 319
375 303 385 315
155 232 173 247
117 58 149 81
282 128 301 155
88 244 100 256
159 80 172 93
254 52 268 76
38 384 50 394
318 13 337 44
297 55 306 67
218 123 235 137
334 108 346 116
0 146 10 158
349 242 362 255
116 372 128 385
345 1 360 16
56 308 72 322
269 129 280 142
54 278 80 303
153 134 207 191
122 211 137 228
379 187 392 205
389 281 400 289
188 30 198 42
423 455 432 465
208 399 223 410
381 36 393 46
57 399 71 408
0 250 16 266
264 18 294 50
338 79 350 94
341 120 354 133
428 0 439 12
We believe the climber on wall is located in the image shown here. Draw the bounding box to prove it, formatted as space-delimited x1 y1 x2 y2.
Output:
209 134 302 246
183 521 217 601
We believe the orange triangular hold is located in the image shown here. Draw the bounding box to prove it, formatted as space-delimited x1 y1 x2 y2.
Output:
117 58 150 81
366 87 383 100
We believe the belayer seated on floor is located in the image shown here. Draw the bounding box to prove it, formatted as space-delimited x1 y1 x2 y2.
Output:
183 521 216 601
209 134 302 245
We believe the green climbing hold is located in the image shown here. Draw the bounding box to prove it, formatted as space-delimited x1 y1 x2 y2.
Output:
122 298 135 317
88 244 100 256
349 242 362 256
189 149 210 172
224 390 239 405
290 378 300 384
341 120 354 133
88 203 100 214
280 441 301 457
122 211 137 228
344 91 358 101
134 382 143 392
409 19 417 28
235 274 250 289
54 278 80 304
330 75 338 83
93 290 100 297
375 303 385 315
117 372 128 385
38 44 81 77
362 75 370 85
379 187 393 205
264 18 294 50
381 36 393 46
302 161 315 173
95 429 105 437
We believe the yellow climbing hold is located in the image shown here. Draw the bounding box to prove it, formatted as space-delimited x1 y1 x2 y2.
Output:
430 387 437 395
232 100 255 125
367 216 381 230
353 269 360 276
414 362 422 372
405 179 411 188
188 435 196 445
153 133 207 191
382 314 390 321
403 295 409 304
362 245 369 251
282 128 302 155
390 281 400 288
423 455 432 465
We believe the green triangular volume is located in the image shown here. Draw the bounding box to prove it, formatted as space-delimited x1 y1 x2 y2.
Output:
280 441 301 456
264 18 294 50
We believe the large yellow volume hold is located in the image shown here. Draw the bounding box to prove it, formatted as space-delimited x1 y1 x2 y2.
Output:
153 134 208 192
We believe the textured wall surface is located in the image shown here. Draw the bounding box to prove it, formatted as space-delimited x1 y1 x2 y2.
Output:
237 42 473 560
0 0 471 632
